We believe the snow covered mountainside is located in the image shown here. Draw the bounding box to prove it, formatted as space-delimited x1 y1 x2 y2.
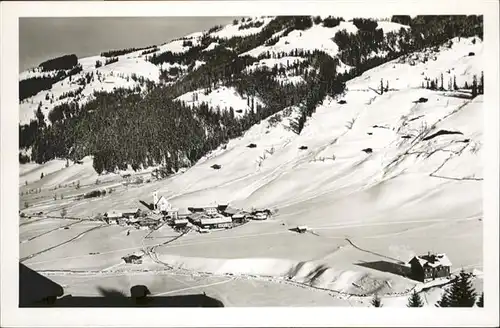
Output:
19 16 410 126
19 16 484 307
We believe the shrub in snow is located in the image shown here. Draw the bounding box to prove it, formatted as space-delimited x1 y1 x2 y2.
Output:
414 97 428 103
371 294 383 307
298 146 308 150
84 190 106 199
322 16 343 28
337 100 347 104
247 143 257 148
362 148 373 154
352 18 378 31
407 290 424 307
211 164 222 170
468 52 475 56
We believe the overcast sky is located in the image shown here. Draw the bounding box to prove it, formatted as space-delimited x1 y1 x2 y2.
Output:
19 17 236 71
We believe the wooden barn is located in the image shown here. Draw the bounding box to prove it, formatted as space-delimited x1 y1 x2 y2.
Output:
231 212 249 224
122 254 143 264
408 253 452 282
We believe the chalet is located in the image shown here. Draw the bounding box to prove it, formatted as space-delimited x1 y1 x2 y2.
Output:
251 209 272 220
232 212 248 224
188 212 210 225
122 254 143 264
173 218 189 228
137 218 159 228
253 212 268 220
199 216 233 229
296 225 308 233
105 210 122 219
204 206 219 216
117 208 140 218
408 253 452 282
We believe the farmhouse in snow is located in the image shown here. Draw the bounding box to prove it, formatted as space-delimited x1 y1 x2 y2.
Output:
408 252 452 282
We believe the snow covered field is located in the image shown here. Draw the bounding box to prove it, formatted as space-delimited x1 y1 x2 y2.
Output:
19 34 484 306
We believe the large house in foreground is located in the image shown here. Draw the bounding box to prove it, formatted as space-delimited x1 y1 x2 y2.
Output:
408 253 452 282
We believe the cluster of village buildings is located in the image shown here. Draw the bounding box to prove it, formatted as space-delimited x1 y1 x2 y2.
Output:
104 194 453 284
104 192 271 233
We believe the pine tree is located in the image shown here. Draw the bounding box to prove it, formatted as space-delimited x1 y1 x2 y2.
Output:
407 290 424 307
437 270 477 307
371 294 383 307
440 73 444 90
472 75 478 98
479 71 484 95
453 75 458 90
476 292 484 307
380 78 384 95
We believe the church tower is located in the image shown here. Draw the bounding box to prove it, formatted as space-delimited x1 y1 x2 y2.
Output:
153 192 159 209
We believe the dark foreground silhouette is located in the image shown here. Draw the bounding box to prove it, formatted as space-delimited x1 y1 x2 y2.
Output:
19 263 224 307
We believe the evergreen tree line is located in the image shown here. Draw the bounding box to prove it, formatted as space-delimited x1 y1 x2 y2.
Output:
238 20 265 30
104 57 119 66
423 72 484 97
38 54 78 72
19 64 83 101
100 45 157 58
372 270 484 308
19 15 483 173
333 15 483 78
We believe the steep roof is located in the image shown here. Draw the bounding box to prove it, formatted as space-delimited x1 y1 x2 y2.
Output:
19 263 64 306
411 253 452 268
156 195 169 205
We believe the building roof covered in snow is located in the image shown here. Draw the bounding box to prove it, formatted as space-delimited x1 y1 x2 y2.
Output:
411 253 452 268
116 208 140 215
106 211 122 218
178 208 192 216
200 216 232 225
189 212 210 222
232 211 249 219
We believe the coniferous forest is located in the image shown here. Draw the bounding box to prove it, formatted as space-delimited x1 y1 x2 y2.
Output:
19 15 483 175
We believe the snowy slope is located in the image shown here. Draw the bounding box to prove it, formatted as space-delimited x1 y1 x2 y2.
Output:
176 86 265 116
18 31 205 125
210 17 274 39
19 27 483 305
241 20 408 59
